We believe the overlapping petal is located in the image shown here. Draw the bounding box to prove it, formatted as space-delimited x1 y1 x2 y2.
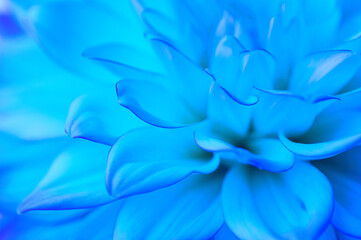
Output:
106 126 219 198
195 128 294 172
25 0 144 82
210 35 274 104
2 202 122 240
222 162 334 239
289 50 361 99
207 82 252 138
0 38 96 140
313 146 361 238
113 172 224 240
112 38 213 127
18 139 114 213
65 89 147 145
82 43 164 80
280 109 361 159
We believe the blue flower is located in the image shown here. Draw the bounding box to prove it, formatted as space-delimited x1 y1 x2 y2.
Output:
2 0 361 239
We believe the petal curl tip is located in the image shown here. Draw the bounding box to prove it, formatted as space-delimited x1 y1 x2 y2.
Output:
219 85 259 106
279 132 361 159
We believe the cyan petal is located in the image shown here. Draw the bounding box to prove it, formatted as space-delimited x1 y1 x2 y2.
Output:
335 36 361 54
148 38 213 114
18 139 115 213
252 89 326 136
213 6 258 50
300 0 340 54
339 12 361 42
82 43 165 80
313 146 361 238
25 1 144 82
280 110 361 159
140 0 220 65
222 162 334 240
0 135 68 212
195 129 294 172
3 202 122 240
0 133 67 166
113 172 224 240
210 35 275 102
142 8 205 64
116 79 203 128
214 11 242 43
65 89 147 145
265 5 302 85
289 50 361 99
106 127 219 198
0 38 98 140
207 82 252 138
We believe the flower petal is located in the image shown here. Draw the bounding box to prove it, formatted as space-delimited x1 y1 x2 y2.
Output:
113 172 224 240
116 79 203 128
82 43 165 80
18 139 115 213
253 89 333 136
65 89 147 145
338 12 361 42
113 38 213 128
106 127 219 198
280 110 361 159
141 8 205 64
25 1 144 82
289 50 361 99
313 146 361 238
195 129 294 172
2 202 122 240
222 162 334 239
0 135 68 212
0 133 67 166
210 35 275 102
207 82 252 138
0 39 96 140
147 37 213 114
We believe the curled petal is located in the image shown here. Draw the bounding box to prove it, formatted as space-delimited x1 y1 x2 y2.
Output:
116 79 203 128
65 90 146 145
0 39 95 140
210 35 275 103
106 127 219 198
194 129 294 172
207 82 252 138
280 110 361 159
82 43 165 80
252 89 328 136
147 37 213 113
280 132 361 160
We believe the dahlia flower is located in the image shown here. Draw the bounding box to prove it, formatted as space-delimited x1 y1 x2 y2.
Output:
1 0 361 239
